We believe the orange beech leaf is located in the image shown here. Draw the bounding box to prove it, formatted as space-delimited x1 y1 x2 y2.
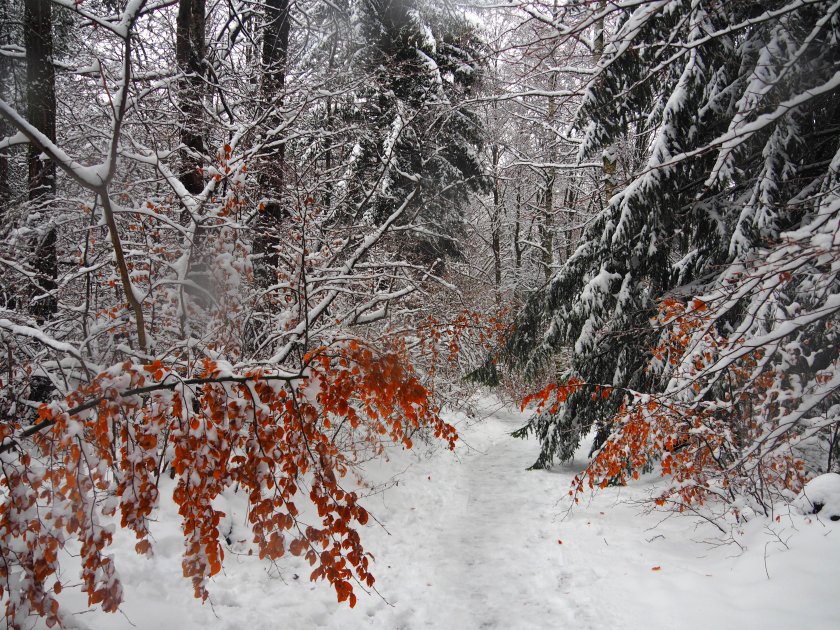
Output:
1 335 460 625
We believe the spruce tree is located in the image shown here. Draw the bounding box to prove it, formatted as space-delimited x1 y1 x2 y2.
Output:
506 0 840 468
343 0 487 263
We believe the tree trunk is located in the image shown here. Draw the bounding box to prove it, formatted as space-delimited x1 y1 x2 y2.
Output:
176 0 206 197
0 0 11 212
490 143 503 302
539 172 554 283
513 185 522 271
512 181 522 302
25 0 57 321
594 0 616 203
563 185 576 260
540 84 557 283
176 0 212 317
253 0 290 282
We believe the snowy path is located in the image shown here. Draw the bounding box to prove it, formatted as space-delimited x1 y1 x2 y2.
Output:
55 398 840 629
359 404 583 629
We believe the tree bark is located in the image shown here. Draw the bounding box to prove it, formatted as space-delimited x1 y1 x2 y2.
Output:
594 0 616 203
0 0 12 212
513 182 522 275
540 85 556 283
25 0 57 321
539 175 554 283
490 143 503 301
253 0 290 282
176 0 206 197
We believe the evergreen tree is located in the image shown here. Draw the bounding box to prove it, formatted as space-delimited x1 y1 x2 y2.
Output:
506 0 840 468
343 0 487 263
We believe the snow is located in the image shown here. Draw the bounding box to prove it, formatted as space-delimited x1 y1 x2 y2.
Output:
43 397 840 629
0 319 85 361
797 473 840 521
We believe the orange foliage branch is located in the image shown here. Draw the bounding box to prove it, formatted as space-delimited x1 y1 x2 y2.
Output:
522 296 810 517
0 342 456 628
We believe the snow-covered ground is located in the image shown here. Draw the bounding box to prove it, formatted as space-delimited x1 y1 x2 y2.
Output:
50 398 840 629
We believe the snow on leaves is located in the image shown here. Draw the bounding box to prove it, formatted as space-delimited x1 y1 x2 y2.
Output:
0 342 456 627
525 252 837 517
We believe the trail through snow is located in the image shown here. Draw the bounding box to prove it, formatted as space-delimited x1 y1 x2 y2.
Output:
53 398 840 629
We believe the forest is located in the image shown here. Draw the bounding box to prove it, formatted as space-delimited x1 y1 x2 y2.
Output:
1 0 839 627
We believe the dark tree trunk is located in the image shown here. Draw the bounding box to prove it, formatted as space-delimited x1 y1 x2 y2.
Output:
563 185 576 260
261 0 290 98
0 138 9 213
175 0 211 311
25 0 57 321
511 181 523 303
176 0 206 197
490 144 503 302
0 0 11 212
539 176 554 283
25 0 54 199
539 77 558 283
253 0 290 282
594 0 616 202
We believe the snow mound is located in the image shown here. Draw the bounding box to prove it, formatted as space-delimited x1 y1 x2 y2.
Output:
797 473 840 521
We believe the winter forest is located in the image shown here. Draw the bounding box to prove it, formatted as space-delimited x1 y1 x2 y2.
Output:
1 0 839 627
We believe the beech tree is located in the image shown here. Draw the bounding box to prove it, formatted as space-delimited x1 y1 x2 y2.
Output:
0 0 494 626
